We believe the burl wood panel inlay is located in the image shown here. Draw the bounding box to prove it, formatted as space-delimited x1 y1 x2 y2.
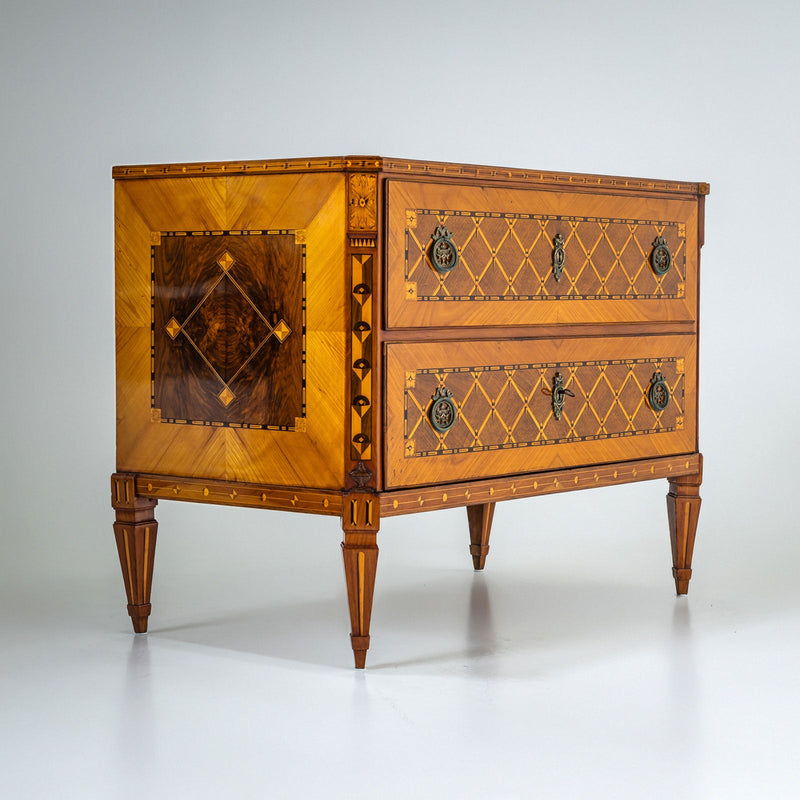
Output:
152 230 305 430
405 210 686 301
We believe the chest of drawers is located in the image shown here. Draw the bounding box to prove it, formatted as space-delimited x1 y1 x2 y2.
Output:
111 156 706 667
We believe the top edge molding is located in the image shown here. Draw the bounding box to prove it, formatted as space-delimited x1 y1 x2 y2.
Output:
112 155 709 196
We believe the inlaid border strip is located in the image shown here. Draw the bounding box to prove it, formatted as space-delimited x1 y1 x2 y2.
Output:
381 453 702 516
131 454 700 516
112 157 709 197
135 475 343 516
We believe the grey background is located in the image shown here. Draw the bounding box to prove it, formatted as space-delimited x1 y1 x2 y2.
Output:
3 0 797 590
1 1 799 794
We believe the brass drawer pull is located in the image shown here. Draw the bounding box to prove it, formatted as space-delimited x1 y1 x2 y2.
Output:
650 236 672 276
552 233 566 282
648 371 670 411
551 372 574 420
429 225 459 274
429 386 457 433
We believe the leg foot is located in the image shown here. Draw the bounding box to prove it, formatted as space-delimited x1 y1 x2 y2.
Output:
342 493 379 668
467 502 495 570
111 474 158 633
666 455 702 595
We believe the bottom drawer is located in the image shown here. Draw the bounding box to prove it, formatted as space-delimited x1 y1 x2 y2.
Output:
385 335 696 488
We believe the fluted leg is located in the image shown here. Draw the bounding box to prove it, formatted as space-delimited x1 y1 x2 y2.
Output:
111 474 158 633
342 493 379 668
666 455 703 595
467 502 495 570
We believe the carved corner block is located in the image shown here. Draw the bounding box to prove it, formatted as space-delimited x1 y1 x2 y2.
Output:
348 173 378 232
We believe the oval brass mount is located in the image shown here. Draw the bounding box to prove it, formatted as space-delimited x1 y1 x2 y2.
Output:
650 236 672 276
428 386 457 433
648 371 670 411
429 225 459 274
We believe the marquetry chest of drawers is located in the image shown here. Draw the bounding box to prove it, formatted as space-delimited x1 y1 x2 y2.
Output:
112 155 706 667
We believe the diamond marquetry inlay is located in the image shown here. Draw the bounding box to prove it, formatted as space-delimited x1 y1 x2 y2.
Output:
152 231 306 431
165 317 182 339
183 273 272 383
217 250 236 271
272 319 292 342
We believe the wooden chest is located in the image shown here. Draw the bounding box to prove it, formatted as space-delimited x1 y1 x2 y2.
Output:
112 156 706 667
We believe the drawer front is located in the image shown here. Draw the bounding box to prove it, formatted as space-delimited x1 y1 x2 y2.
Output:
386 181 699 328
385 335 696 488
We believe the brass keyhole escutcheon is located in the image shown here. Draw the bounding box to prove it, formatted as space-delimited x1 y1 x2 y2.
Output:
552 233 566 282
551 372 575 421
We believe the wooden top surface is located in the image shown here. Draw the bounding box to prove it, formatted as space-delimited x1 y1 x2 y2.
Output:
112 155 709 197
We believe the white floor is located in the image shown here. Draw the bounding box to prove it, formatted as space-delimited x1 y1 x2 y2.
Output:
3 492 799 799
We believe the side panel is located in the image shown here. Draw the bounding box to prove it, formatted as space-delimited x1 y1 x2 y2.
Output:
115 172 347 488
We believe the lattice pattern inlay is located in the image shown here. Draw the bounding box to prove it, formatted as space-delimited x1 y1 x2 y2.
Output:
404 358 684 458
405 210 686 301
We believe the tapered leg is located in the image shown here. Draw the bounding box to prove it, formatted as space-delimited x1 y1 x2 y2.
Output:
467 502 495 570
342 493 379 668
666 455 703 595
111 474 158 633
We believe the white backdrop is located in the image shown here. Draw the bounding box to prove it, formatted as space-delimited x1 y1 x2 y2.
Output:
1 0 798 635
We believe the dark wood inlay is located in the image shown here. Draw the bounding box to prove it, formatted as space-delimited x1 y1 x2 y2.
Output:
152 231 305 430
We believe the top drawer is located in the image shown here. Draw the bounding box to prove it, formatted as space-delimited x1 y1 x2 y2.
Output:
386 180 700 329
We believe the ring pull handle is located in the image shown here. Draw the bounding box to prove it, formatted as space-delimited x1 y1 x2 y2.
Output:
429 225 459 274
552 233 566 282
648 371 670 411
428 386 458 433
650 236 672 276
550 372 574 421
